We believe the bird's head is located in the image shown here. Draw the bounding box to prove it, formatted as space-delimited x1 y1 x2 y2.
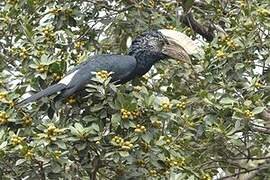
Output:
128 29 203 64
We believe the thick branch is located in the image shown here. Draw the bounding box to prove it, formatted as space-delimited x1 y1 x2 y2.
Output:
180 12 215 42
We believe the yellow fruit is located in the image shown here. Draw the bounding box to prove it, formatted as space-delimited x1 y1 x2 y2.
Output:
0 92 7 99
36 65 46 73
216 50 226 59
22 115 32 126
149 169 157 176
121 141 133 150
0 111 8 125
255 81 263 88
152 121 162 128
134 128 142 133
24 149 34 159
244 110 253 119
11 135 24 145
161 102 171 112
176 102 186 109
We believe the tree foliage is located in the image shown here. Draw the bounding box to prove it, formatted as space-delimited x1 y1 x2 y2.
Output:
0 0 270 179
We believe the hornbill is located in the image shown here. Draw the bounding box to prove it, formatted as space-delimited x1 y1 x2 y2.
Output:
17 29 202 106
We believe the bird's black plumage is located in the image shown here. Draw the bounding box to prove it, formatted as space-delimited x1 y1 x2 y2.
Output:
17 31 176 106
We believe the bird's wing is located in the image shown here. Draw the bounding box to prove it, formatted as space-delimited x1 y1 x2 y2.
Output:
55 54 137 100
18 55 137 105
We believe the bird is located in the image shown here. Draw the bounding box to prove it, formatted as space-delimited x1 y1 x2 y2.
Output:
17 29 202 106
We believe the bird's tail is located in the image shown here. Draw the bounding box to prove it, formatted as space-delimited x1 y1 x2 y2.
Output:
17 83 66 106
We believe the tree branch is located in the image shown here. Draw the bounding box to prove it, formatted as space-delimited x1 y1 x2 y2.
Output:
180 12 215 41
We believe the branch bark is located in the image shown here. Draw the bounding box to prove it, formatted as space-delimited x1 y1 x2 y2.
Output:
180 12 215 41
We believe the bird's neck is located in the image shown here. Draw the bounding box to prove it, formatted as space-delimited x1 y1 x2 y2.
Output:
129 50 167 76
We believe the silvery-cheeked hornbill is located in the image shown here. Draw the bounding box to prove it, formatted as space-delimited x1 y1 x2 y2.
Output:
17 29 202 106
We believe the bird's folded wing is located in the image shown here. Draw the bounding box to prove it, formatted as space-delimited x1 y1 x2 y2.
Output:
53 55 138 100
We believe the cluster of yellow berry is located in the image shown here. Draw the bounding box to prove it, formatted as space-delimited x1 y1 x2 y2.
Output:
176 101 186 109
67 96 76 105
244 110 254 119
148 169 158 177
50 8 62 14
45 124 63 138
132 110 141 118
165 157 185 168
22 115 32 126
133 86 142 91
121 109 131 119
218 36 237 48
42 26 55 41
225 38 238 49
256 8 269 17
112 135 124 145
50 8 72 15
238 0 246 8
136 159 146 167
6 0 17 5
111 136 134 151
74 41 85 49
152 120 162 129
134 124 146 133
254 81 263 89
8 100 14 107
121 141 134 151
53 73 62 81
24 149 34 159
163 2 174 11
10 135 24 146
161 102 171 112
216 49 226 59
96 70 110 80
2 15 11 24
164 135 173 144
201 173 211 180
121 109 141 119
36 64 46 73
139 141 151 152
0 92 7 102
142 74 149 81
0 111 8 125
19 47 29 60
165 24 176 30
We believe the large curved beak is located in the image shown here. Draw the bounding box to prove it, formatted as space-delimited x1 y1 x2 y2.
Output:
159 29 204 65
161 40 191 64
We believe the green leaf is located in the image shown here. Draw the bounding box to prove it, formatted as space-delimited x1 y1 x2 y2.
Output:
0 141 7 149
15 159 26 166
235 63 245 70
74 123 84 131
111 113 121 128
90 123 100 132
220 97 237 105
142 133 152 143
20 20 33 40
119 151 129 157
252 107 265 115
